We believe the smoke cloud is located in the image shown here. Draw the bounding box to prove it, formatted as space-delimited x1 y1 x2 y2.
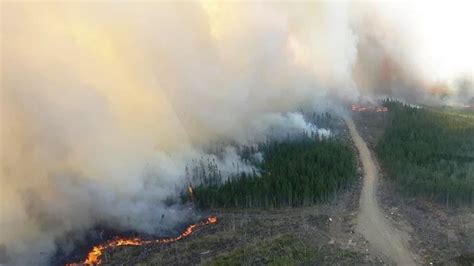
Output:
351 1 474 103
1 1 472 264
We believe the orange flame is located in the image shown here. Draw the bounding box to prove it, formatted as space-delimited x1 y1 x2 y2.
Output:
66 215 218 266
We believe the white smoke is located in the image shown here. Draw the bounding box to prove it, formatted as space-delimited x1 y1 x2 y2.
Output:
1 1 472 265
243 112 331 143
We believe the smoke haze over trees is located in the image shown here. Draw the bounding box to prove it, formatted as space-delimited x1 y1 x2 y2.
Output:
1 1 473 264
192 137 356 208
377 100 474 204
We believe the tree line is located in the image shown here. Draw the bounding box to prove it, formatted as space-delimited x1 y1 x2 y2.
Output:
187 136 357 208
376 100 474 205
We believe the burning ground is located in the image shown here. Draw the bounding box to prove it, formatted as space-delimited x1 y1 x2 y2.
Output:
66 174 385 265
2 1 473 265
57 113 352 265
63 216 217 265
58 114 367 265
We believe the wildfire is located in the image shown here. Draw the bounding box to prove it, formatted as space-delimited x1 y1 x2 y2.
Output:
66 215 218 266
352 104 388 113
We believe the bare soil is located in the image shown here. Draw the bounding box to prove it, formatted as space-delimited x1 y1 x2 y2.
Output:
96 117 387 265
346 117 418 265
352 111 474 266
84 111 473 265
101 177 387 265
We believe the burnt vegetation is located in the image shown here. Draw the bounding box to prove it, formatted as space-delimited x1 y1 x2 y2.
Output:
377 100 474 204
186 129 357 208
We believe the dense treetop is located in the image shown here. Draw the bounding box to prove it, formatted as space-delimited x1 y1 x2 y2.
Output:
377 100 474 204
188 135 356 209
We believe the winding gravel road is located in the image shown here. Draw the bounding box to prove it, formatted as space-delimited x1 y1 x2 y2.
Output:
345 117 417 265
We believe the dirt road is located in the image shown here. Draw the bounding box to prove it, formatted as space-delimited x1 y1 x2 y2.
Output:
345 117 417 265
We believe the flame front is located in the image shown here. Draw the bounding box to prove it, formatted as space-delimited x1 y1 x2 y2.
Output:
67 216 218 266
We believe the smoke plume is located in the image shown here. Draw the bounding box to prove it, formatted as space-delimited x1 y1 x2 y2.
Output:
1 1 472 264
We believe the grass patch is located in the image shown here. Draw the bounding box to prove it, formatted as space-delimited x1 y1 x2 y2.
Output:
208 234 316 265
208 234 363 266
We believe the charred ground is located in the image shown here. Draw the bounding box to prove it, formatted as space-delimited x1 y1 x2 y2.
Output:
75 114 389 265
85 179 386 265
66 104 474 265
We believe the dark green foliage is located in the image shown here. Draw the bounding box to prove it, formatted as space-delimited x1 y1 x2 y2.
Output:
311 112 333 129
377 100 474 204
192 137 356 208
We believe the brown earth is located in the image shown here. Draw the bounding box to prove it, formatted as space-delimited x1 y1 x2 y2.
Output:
89 111 473 265
100 179 386 265
346 117 418 265
94 117 389 265
353 111 474 266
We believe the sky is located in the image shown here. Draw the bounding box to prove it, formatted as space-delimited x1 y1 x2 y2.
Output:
1 1 473 264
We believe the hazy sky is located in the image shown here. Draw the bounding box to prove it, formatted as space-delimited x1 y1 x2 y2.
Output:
1 1 473 264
